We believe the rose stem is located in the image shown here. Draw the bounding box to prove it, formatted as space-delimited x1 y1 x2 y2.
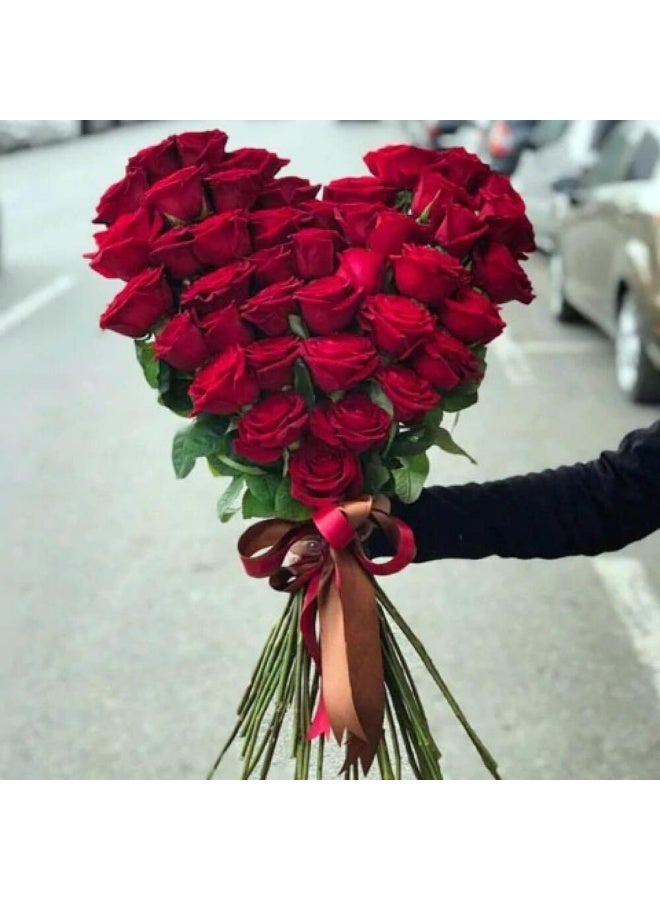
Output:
316 736 325 781
376 734 395 780
384 693 402 779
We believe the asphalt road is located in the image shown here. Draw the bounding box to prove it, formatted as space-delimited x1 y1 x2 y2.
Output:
1 120 659 780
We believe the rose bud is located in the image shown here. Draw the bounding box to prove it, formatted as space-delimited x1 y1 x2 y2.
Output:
153 311 209 371
128 135 181 182
296 275 363 334
150 226 201 279
302 335 379 393
190 211 252 268
246 335 300 391
411 171 469 226
336 248 386 295
250 244 297 288
309 393 390 453
176 129 228 169
249 207 305 250
99 266 173 338
363 143 441 188
358 293 434 358
472 243 534 304
181 260 254 314
143 165 207 222
434 204 488 258
289 438 363 508
216 147 289 179
412 330 482 390
368 209 424 256
429 147 489 193
299 199 342 230
437 289 506 344
86 206 163 281
256 176 320 209
376 365 440 424
391 244 467 306
333 202 384 246
197 302 254 353
189 345 259 415
323 176 398 205
93 166 148 225
241 277 302 336
206 169 263 212
233 393 308 464
292 228 341 280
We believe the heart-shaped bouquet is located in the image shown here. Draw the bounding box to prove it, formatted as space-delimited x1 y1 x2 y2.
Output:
88 128 535 779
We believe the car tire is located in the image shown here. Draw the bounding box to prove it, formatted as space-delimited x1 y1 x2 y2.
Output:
615 291 660 403
549 253 581 322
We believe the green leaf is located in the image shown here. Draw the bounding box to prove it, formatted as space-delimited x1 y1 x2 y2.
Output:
207 456 240 477
433 427 477 464
366 380 394 418
157 359 172 397
395 189 413 213
274 478 312 522
441 391 479 414
245 473 280 514
242 487 278 519
392 453 429 504
217 454 268 476
217 476 245 523
288 314 310 340
172 431 196 479
134 340 160 389
293 359 316 410
362 453 391 494
171 419 229 479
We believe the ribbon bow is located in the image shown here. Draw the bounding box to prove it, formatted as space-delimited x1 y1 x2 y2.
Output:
238 496 416 774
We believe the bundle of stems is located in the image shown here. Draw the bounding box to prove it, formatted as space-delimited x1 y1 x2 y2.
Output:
207 583 501 781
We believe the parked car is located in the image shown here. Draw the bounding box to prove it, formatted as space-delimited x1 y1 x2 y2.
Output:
0 120 121 153
549 120 660 403
513 120 620 252
482 120 539 175
403 120 489 154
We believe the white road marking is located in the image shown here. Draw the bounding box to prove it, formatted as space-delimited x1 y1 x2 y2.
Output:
0 275 76 338
491 331 536 384
592 557 660 701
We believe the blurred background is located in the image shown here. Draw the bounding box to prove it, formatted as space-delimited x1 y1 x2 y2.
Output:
1 119 659 780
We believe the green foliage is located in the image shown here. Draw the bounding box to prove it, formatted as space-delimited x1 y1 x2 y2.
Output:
433 427 477 464
242 473 280 519
293 359 316 410
288 314 310 339
217 476 245 523
274 478 312 522
171 417 230 479
366 380 394 418
134 340 159 389
392 453 429 504
362 452 392 495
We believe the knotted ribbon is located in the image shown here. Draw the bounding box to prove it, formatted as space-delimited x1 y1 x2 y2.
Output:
238 496 416 774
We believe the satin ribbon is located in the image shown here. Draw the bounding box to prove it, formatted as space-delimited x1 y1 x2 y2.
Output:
238 496 416 774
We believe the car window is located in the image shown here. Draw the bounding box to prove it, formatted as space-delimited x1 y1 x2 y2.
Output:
581 126 635 187
627 131 660 180
532 120 569 146
590 120 621 151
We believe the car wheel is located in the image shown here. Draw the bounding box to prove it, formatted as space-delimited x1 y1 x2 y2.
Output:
549 253 581 322
615 291 660 403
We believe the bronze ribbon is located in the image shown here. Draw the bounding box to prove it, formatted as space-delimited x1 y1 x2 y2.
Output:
238 496 416 774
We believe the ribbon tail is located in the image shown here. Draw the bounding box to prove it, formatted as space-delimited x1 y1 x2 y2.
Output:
307 695 331 740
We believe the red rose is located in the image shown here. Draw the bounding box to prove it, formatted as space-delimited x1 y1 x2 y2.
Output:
153 311 209 371
363 143 441 188
359 293 434 358
150 226 201 279
302 335 379 392
296 275 362 334
190 211 252 268
299 199 342 230
323 176 398 205
241 277 302 336
128 136 180 182
289 439 363 508
246 336 300 391
477 176 535 256
249 207 305 250
368 209 425 256
93 167 148 225
412 330 482 390
206 169 263 212
144 165 207 222
392 244 467 305
216 147 289 179
410 171 469 226
376 366 440 424
437 289 506 343
234 393 308 464
87 206 163 281
197 303 254 353
250 244 297 287
472 243 534 304
175 129 228 169
189 345 259 415
336 248 386 294
429 147 489 192
309 393 390 453
181 260 254 313
99 266 173 338
256 176 320 209
434 204 488 258
292 228 341 280
333 202 384 246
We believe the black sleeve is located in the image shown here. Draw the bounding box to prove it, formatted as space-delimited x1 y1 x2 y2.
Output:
370 419 660 561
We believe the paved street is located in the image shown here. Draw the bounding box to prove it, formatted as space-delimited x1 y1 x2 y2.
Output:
1 120 659 779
